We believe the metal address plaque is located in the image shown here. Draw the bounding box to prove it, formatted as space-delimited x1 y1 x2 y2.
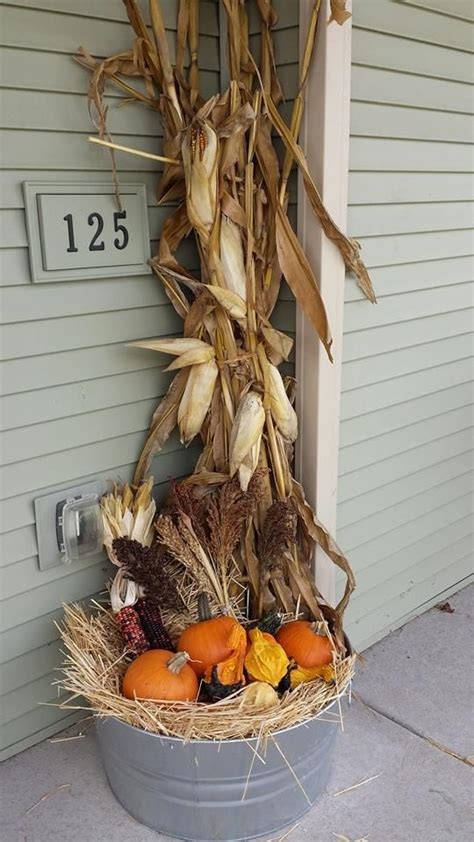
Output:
23 182 151 283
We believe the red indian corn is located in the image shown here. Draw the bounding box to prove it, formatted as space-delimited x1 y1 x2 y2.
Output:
115 605 149 656
135 599 174 651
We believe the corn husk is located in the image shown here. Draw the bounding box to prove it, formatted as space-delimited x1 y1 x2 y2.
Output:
182 120 218 241
219 214 247 300
204 285 246 321
178 358 219 445
128 337 210 356
229 391 265 478
101 478 156 561
110 567 141 613
268 363 298 442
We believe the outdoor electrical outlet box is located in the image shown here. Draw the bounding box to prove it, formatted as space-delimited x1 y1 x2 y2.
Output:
23 182 151 283
34 480 106 571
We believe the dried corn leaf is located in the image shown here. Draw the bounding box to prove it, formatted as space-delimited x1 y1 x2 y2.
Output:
329 0 352 25
165 344 215 371
133 369 188 484
204 285 246 320
261 323 293 365
129 337 209 356
262 92 376 304
275 205 333 362
292 479 356 618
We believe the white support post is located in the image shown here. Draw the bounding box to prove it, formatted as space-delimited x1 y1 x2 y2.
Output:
296 0 353 605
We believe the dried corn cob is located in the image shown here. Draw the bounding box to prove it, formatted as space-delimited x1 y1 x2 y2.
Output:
182 121 218 241
229 391 265 479
268 363 298 442
178 358 219 445
135 599 174 651
115 605 149 657
110 567 148 656
219 214 247 300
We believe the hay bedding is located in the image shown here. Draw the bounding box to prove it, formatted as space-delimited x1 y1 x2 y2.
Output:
58 604 355 742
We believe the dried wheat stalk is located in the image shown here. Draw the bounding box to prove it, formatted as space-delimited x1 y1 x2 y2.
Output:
78 0 372 639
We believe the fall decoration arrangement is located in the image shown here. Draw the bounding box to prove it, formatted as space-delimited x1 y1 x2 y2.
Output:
58 0 374 743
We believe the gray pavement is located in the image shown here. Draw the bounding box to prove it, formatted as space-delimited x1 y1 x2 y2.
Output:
1 584 472 842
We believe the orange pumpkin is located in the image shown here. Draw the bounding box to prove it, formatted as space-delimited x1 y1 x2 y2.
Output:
122 650 198 702
178 595 241 678
276 621 333 669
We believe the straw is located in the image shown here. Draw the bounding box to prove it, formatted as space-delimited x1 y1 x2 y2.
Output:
56 604 355 743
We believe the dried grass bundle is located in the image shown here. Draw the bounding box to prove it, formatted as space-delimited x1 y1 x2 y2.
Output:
57 603 355 742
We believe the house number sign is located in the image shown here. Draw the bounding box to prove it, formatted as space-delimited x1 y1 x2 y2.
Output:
23 182 151 283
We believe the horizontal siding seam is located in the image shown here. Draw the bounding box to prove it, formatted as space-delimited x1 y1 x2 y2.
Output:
352 24 474 56
347 562 473 629
341 355 474 395
339 401 474 452
338 447 473 507
0 301 176 329
393 0 474 25
339 467 473 532
0 394 159 435
344 512 473 583
344 305 473 336
339 424 474 479
0 0 217 28
340 331 474 367
351 60 474 87
350 227 474 241
341 489 473 555
350 133 474 146
351 96 474 117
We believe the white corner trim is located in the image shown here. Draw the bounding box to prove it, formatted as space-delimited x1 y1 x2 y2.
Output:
296 0 352 604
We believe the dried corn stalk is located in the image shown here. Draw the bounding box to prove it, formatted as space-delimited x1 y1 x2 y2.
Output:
79 0 374 637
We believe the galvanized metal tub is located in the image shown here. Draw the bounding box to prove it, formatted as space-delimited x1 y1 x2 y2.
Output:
96 687 350 842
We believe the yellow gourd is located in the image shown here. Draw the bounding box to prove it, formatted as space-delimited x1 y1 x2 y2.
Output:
239 681 279 710
245 628 289 687
290 663 335 689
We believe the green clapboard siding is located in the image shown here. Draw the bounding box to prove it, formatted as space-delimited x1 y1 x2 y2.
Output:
0 0 298 759
338 0 474 652
0 0 220 761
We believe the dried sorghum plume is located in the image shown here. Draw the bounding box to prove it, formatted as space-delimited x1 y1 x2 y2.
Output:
112 537 181 611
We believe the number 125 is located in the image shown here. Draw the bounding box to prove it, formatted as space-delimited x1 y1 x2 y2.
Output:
63 210 129 253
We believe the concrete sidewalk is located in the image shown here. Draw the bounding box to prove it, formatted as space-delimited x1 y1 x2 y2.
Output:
1 584 472 842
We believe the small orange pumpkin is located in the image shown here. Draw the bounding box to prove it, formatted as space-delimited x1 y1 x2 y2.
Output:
178 594 241 678
122 649 198 702
276 621 333 669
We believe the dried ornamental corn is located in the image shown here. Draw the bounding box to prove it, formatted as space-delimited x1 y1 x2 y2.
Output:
178 358 219 445
229 391 265 479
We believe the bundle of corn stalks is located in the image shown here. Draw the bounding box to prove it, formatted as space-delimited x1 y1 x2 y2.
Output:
77 0 375 646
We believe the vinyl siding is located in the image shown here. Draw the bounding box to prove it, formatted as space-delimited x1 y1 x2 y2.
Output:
0 0 220 761
0 0 298 758
337 0 474 651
